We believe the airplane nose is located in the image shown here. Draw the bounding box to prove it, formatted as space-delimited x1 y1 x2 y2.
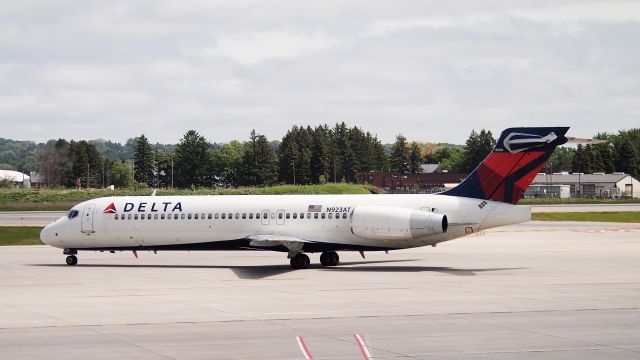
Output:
40 223 55 246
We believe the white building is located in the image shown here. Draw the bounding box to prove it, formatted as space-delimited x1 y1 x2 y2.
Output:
531 172 640 198
0 170 31 188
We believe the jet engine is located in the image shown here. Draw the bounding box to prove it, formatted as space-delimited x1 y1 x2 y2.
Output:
350 205 448 241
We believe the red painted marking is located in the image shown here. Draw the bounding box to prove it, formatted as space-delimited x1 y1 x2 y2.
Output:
296 336 313 360
354 334 372 360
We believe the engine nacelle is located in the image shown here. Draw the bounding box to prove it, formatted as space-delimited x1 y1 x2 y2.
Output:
350 205 448 241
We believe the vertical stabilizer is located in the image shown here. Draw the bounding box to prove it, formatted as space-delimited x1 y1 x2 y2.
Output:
442 127 569 204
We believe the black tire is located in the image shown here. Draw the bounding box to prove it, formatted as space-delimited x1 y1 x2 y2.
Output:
66 255 78 266
320 251 339 266
290 253 310 269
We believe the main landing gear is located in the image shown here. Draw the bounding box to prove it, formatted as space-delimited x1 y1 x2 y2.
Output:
290 253 310 269
289 251 340 269
64 249 78 266
320 251 339 267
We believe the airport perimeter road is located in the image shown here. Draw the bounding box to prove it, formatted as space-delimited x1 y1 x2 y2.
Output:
0 211 65 226
530 204 640 212
1 221 640 359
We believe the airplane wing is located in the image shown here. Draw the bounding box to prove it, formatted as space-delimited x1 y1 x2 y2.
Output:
246 234 310 255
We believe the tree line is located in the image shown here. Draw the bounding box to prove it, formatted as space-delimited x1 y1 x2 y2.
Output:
2 125 639 189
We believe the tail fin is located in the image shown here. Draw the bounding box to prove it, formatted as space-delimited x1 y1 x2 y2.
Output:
442 127 569 204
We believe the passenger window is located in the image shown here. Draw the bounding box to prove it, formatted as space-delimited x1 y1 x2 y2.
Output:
235 213 240 219
128 214 132 220
188 214 192 220
208 213 212 220
286 213 290 219
215 213 219 219
278 212 283 220
174 214 178 219
342 213 347 219
194 214 198 219
134 214 139 220
300 213 304 219
271 213 275 219
228 213 233 219
181 214 186 220
307 213 311 219
121 215 125 221
147 214 152 220
321 213 326 219
201 213 205 220
154 214 158 220
221 213 226 219
242 213 246 219
256 212 261 219
293 213 297 219
314 213 318 219
249 213 253 219
161 214 165 219
114 214 118 220
328 213 333 219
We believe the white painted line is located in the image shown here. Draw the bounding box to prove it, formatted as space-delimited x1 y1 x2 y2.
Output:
296 336 313 360
354 334 372 359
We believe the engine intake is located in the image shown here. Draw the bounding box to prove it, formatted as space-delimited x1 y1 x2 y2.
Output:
350 205 448 241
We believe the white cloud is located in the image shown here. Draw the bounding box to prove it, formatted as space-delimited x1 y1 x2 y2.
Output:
213 30 338 65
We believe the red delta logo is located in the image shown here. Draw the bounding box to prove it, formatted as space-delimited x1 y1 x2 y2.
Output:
103 203 117 213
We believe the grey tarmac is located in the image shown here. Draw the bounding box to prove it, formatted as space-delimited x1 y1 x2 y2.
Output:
1 221 639 359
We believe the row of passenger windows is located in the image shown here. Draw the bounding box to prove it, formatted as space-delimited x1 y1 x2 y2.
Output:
113 212 349 221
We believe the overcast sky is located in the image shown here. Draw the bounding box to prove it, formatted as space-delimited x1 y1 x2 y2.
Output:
1 1 638 145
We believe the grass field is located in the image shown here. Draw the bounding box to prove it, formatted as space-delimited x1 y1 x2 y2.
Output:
532 211 640 223
0 227 44 245
519 198 640 205
0 183 381 211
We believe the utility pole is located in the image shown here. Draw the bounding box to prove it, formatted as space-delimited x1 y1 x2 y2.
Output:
171 158 174 189
102 158 105 188
86 163 89 189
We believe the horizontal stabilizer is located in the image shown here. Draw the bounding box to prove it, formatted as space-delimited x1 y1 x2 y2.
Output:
565 137 607 145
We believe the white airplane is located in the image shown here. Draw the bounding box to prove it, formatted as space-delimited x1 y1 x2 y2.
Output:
40 127 569 269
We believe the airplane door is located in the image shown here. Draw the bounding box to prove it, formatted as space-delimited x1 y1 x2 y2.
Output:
261 210 270 225
276 209 285 225
81 204 96 233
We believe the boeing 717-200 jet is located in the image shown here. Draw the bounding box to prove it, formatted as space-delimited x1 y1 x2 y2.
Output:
40 127 573 269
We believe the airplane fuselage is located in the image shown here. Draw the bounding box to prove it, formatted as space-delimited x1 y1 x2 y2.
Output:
40 193 530 253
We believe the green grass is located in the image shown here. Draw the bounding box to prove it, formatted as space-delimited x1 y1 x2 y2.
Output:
0 227 44 245
0 183 382 211
532 211 640 223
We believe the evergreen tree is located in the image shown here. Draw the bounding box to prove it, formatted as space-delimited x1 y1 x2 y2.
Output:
572 144 594 173
310 125 331 183
408 142 423 174
616 138 639 178
595 143 616 173
67 140 101 188
133 134 155 186
238 130 278 186
174 130 212 188
389 134 409 174
460 129 495 173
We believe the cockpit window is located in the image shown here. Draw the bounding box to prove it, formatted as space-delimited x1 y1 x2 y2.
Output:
67 210 79 219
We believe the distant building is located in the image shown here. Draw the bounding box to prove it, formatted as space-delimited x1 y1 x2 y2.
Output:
529 172 639 198
0 170 31 189
361 171 467 193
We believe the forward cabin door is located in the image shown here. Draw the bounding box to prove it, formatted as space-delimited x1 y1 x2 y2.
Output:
81 204 96 233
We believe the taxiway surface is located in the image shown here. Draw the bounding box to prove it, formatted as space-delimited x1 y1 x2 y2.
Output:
1 221 639 359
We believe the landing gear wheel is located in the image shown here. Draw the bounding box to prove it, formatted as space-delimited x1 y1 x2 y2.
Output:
320 251 340 267
65 255 78 266
290 253 310 269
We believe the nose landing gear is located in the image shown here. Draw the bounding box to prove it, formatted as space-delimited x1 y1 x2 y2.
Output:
63 249 78 266
65 255 78 266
